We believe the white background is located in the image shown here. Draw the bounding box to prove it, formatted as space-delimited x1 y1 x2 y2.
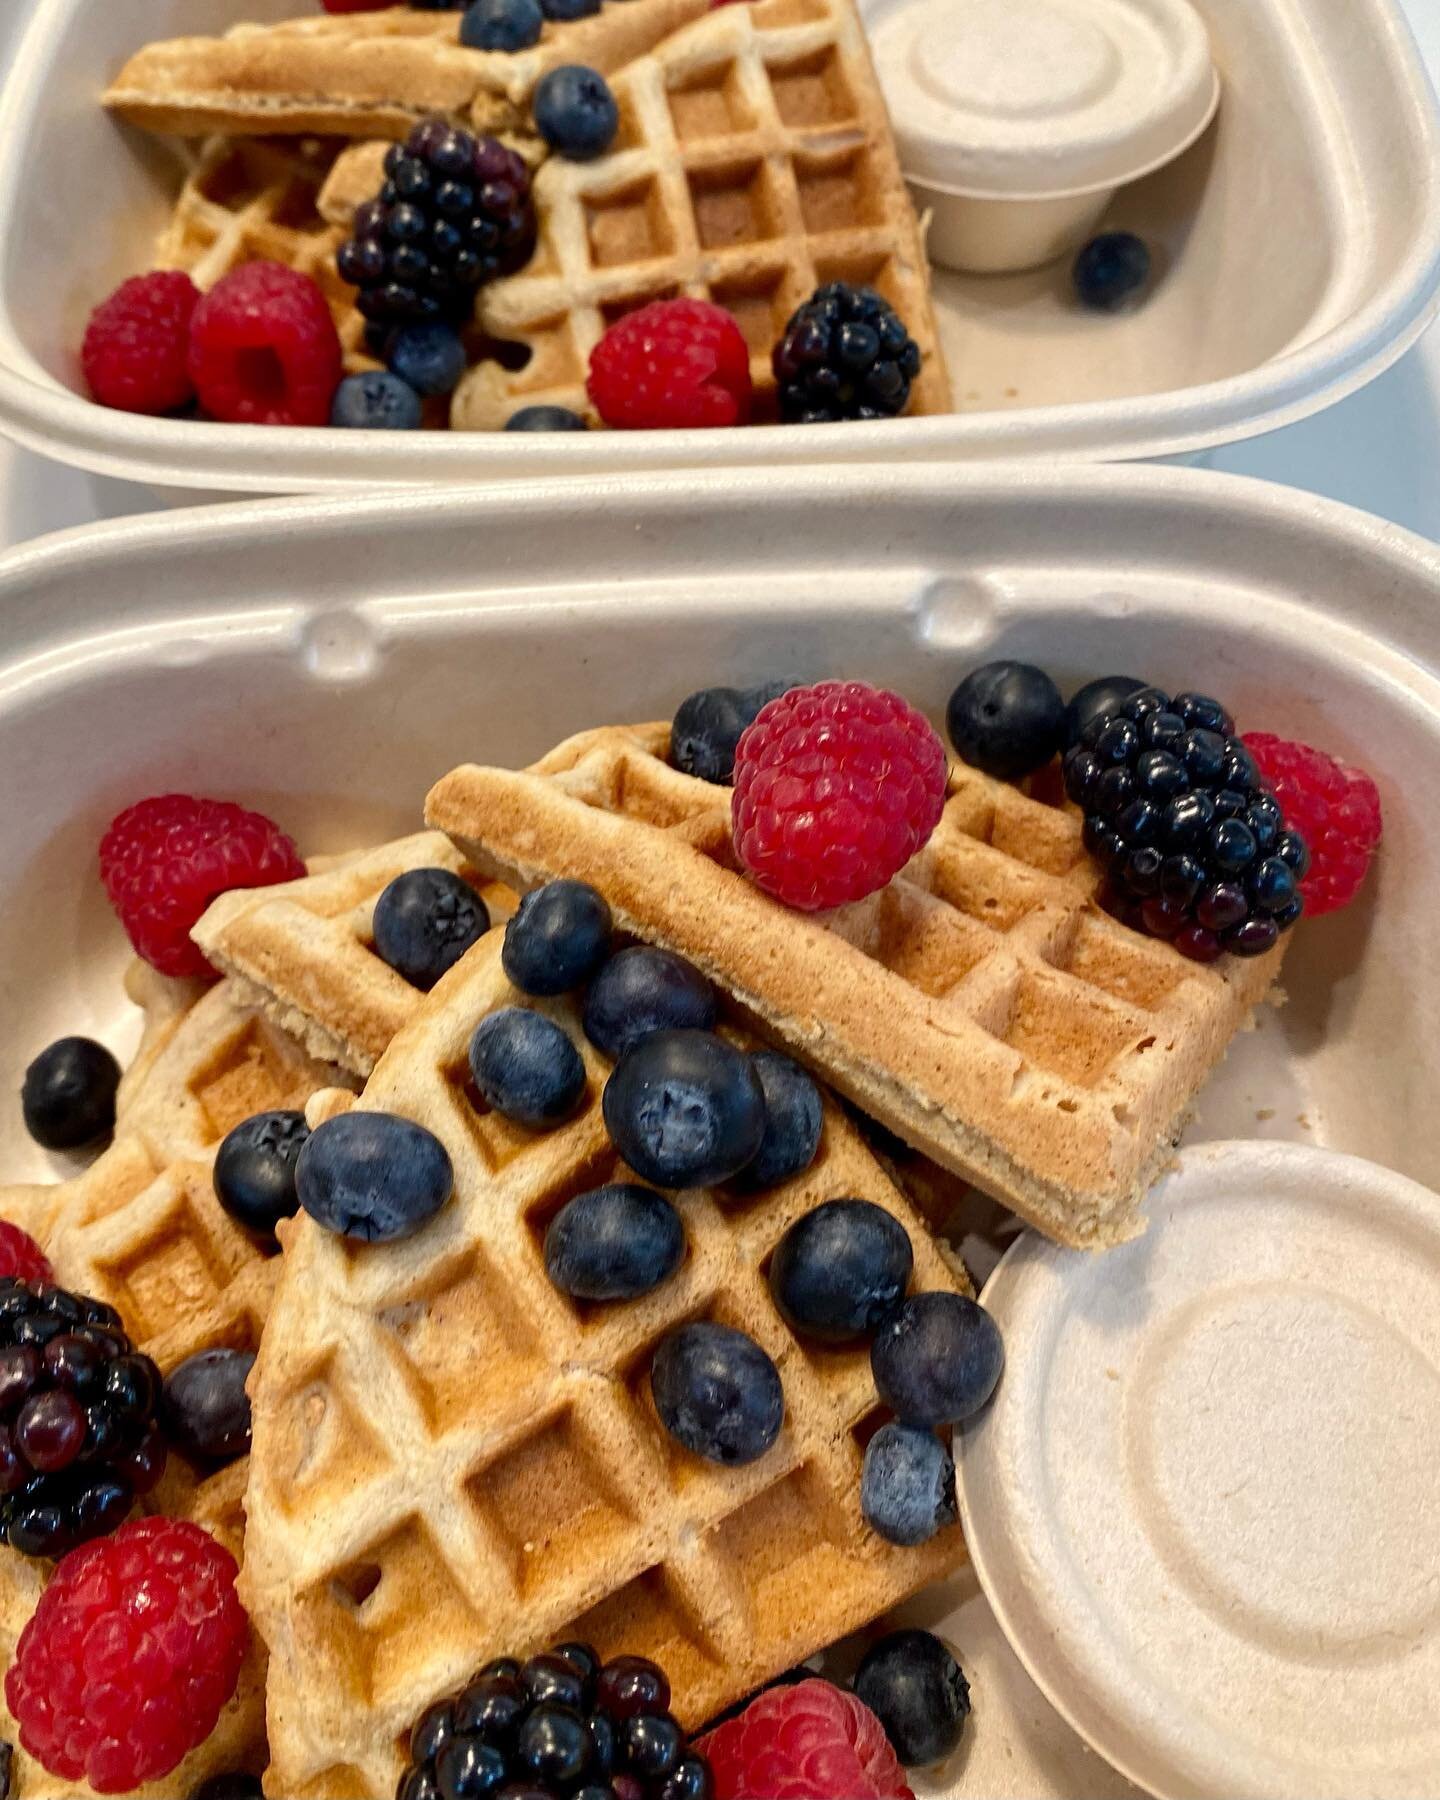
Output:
0 1 1438 553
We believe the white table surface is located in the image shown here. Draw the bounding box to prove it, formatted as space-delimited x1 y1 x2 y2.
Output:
0 6 1436 1799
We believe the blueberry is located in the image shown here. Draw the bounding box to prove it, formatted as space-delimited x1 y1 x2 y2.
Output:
1061 675 1146 749
213 1110 310 1238
871 1292 1003 1427
946 661 1064 779
21 1038 120 1151
651 1321 782 1465
161 1348 254 1464
502 881 612 996
861 1421 956 1547
386 323 467 397
461 0 543 51
583 947 717 1060
769 1199 913 1343
373 868 489 991
295 1110 453 1241
533 65 619 161
544 1183 684 1300
469 1008 586 1127
1073 231 1151 311
729 1053 821 1192
603 1030 765 1188
854 1629 971 1766
329 370 423 429
669 680 800 784
517 1705 592 1786
505 405 588 431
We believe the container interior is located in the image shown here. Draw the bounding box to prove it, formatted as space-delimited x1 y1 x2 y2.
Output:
0 0 1435 466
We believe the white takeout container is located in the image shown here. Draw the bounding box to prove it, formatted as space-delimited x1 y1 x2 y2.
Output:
961 1140 1440 1798
0 459 1437 1794
0 0 1437 492
866 0 1220 274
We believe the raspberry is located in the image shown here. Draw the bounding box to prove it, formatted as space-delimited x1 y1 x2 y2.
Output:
100 795 305 979
0 1224 51 1286
81 272 199 415
188 262 342 426
731 682 948 911
5 1518 247 1794
1243 732 1382 917
697 1680 913 1800
588 298 752 429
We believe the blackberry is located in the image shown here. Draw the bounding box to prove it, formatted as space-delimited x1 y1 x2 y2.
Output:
396 1644 712 1800
337 119 534 332
1063 685 1309 962
773 282 921 423
0 1276 165 1560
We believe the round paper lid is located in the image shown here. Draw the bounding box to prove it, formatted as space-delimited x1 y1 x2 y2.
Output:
957 1141 1440 1798
867 0 1219 198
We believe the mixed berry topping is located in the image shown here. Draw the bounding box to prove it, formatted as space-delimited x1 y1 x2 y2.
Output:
698 1678 913 1799
99 793 305 979
188 261 343 426
295 1110 454 1242
588 298 753 430
374 866 491 990
0 1224 53 1288
161 1347 255 1466
853 1630 970 1768
773 283 921 424
396 1644 713 1800
1242 732 1382 917
81 271 199 416
534 65 621 161
5 1517 247 1793
731 681 947 912
338 121 534 333
1073 231 1152 311
669 681 800 785
21 1036 121 1153
0 1277 166 1560
213 1109 312 1240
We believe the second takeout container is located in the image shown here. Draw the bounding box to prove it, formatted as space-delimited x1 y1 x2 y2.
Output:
0 461 1438 1794
0 0 1436 490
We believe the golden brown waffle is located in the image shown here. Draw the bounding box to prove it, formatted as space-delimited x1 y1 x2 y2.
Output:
105 0 711 142
453 0 949 428
153 134 373 372
193 831 516 1079
243 930 969 1798
425 722 1286 1248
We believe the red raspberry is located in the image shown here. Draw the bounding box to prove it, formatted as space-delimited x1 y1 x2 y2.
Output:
698 1680 914 1800
188 261 342 426
5 1517 247 1795
81 272 199 415
0 1222 52 1285
1243 731 1382 917
732 681 948 911
588 298 752 429
100 794 305 979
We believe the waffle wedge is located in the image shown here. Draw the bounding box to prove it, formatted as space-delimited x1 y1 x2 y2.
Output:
192 831 516 1078
243 930 970 1797
454 0 949 427
425 723 1286 1248
105 0 711 143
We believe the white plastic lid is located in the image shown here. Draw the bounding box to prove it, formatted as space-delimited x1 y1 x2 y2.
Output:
957 1141 1440 1798
867 0 1219 199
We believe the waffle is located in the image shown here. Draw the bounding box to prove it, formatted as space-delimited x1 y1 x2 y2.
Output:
192 831 517 1079
453 0 949 428
425 722 1287 1248
105 0 711 143
243 929 970 1798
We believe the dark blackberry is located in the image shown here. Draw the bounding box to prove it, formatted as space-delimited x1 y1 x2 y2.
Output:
0 1276 165 1559
396 1644 711 1800
338 119 534 332
773 282 921 422
1063 685 1309 962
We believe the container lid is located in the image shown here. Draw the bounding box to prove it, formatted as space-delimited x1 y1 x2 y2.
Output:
956 1141 1440 1798
866 0 1219 199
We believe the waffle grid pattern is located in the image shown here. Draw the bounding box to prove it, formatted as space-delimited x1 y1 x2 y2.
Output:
427 722 1284 1245
244 932 967 1798
194 830 517 1077
455 0 948 428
